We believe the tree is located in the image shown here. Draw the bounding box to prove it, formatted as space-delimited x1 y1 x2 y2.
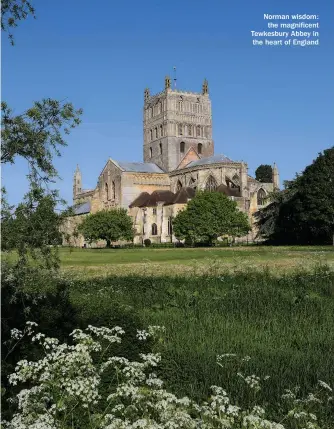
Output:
1 0 35 44
173 191 250 245
78 209 134 247
255 164 273 183
1 100 82 185
255 147 334 244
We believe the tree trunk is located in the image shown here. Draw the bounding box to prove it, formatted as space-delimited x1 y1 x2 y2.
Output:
106 239 111 248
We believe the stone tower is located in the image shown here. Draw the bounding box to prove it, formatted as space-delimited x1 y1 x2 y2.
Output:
272 162 280 189
73 164 82 202
143 77 214 172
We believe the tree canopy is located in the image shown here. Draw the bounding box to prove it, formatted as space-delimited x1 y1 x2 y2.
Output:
1 0 35 44
78 209 134 247
255 147 334 244
173 191 250 245
255 164 273 183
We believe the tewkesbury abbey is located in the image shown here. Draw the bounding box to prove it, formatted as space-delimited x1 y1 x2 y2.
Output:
63 76 279 246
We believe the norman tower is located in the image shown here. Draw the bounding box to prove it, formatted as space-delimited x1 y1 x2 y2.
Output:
143 76 214 172
73 164 82 201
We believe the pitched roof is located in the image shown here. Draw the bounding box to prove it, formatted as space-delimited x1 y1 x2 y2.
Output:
73 201 91 215
171 187 196 204
129 190 175 208
129 192 151 208
217 184 241 197
115 161 165 173
186 154 234 168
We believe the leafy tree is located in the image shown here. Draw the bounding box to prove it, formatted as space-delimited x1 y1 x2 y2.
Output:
256 147 334 244
255 164 273 183
78 209 134 247
1 100 82 185
173 191 250 245
1 0 35 44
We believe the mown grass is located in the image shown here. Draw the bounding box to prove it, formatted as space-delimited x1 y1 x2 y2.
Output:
68 260 334 418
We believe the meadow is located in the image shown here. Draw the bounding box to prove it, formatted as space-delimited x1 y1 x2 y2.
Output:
59 246 334 421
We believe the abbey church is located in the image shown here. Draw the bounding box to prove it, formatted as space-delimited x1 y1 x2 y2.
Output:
63 76 279 246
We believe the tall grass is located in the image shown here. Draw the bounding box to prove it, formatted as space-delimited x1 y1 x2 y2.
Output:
70 264 334 418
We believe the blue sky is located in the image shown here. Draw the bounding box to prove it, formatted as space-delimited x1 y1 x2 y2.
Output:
2 0 334 207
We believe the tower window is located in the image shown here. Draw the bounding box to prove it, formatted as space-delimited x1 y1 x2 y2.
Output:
149 147 152 158
160 124 163 137
188 125 192 136
180 141 185 153
159 142 162 155
151 223 158 236
153 208 157 215
198 143 202 154
155 127 158 138
196 125 201 137
178 124 183 136
150 129 153 141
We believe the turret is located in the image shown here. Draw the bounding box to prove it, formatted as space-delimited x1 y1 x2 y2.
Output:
73 164 82 202
272 162 280 189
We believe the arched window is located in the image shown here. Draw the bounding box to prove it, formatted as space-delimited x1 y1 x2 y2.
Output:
105 183 109 200
150 107 153 118
149 147 152 158
176 180 183 192
151 223 158 236
150 129 153 141
257 189 266 206
198 143 203 154
168 217 172 236
112 181 116 200
188 125 192 136
189 177 196 190
232 174 240 187
159 142 162 155
196 125 201 137
180 141 185 153
160 124 163 137
205 175 217 192
155 127 158 139
178 124 183 136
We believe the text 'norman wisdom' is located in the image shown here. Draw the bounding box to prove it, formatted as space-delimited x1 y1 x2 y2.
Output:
251 14 320 47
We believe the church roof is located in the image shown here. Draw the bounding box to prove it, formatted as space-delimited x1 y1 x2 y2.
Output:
129 190 175 208
73 201 91 215
171 187 196 204
186 154 234 168
115 161 165 173
217 184 241 197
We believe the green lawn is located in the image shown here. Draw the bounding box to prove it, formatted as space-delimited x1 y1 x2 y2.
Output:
60 245 334 276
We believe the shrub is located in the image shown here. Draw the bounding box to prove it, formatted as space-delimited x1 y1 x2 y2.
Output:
144 238 151 247
3 323 332 429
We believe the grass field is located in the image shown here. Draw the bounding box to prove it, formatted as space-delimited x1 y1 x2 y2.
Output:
60 245 334 277
58 245 334 423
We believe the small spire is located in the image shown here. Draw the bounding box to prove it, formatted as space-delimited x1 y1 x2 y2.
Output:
165 75 171 90
75 164 80 173
202 78 209 95
144 87 150 101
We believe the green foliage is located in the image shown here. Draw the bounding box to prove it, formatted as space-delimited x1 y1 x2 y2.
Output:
78 208 134 247
173 191 250 245
65 265 334 424
144 238 151 247
255 164 273 183
1 0 35 45
256 147 334 244
1 100 82 185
